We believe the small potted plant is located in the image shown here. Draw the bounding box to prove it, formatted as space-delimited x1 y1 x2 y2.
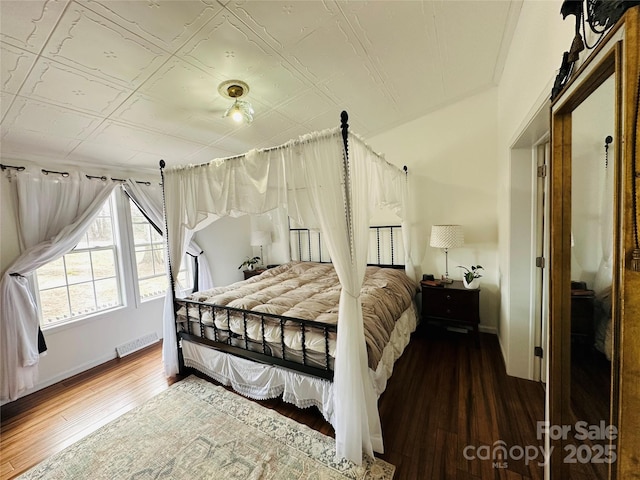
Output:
238 256 261 271
458 264 483 289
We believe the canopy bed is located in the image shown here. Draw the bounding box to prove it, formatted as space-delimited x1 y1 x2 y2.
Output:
160 112 417 465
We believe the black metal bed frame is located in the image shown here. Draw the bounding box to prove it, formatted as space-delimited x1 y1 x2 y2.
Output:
177 299 337 379
160 111 409 381
289 225 405 270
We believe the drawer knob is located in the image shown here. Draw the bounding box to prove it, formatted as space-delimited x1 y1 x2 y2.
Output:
446 295 451 301
446 309 451 314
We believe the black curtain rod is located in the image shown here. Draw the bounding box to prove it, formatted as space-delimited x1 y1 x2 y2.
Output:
86 174 151 185
0 164 153 185
0 163 25 172
42 168 70 177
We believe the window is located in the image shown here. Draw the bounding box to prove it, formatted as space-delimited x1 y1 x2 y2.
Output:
35 196 121 327
34 189 194 328
129 202 166 300
129 199 192 302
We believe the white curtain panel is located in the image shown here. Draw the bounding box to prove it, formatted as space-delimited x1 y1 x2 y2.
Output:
306 134 383 460
161 127 415 464
1 169 116 401
593 159 614 296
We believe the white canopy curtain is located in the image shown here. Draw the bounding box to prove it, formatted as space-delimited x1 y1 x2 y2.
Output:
161 125 414 464
0 167 116 401
123 180 213 292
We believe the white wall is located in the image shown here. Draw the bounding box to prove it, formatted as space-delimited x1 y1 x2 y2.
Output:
194 215 253 286
0 160 165 401
369 88 500 332
497 0 574 378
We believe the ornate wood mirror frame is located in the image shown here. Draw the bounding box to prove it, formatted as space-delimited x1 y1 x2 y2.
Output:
550 6 639 479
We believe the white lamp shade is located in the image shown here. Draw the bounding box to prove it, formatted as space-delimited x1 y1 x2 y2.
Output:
250 230 271 247
430 225 464 249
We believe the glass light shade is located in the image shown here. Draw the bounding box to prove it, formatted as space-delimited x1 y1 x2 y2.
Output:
224 99 254 124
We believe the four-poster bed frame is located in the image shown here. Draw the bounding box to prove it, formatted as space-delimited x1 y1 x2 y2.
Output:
158 110 416 463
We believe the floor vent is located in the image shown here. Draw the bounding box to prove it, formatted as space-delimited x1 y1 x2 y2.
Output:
116 332 159 358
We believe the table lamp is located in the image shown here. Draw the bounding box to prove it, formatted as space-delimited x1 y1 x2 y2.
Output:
430 225 464 283
250 230 271 267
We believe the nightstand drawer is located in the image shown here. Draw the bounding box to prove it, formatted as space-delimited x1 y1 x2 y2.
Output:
421 280 480 327
424 288 476 319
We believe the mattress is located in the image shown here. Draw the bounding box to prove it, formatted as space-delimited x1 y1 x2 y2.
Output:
176 261 417 369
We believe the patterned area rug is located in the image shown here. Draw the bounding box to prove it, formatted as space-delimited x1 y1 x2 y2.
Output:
18 375 395 479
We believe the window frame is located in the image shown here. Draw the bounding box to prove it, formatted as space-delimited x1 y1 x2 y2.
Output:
124 191 193 306
33 187 194 330
34 192 125 330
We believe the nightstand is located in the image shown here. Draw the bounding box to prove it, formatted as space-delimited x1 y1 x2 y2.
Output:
421 280 480 343
243 269 266 280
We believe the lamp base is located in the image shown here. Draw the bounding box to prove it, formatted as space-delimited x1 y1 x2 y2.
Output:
440 276 454 284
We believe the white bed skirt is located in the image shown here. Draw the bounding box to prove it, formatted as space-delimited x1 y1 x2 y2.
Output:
182 301 418 427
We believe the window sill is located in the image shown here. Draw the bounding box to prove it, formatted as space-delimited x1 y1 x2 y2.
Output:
41 305 126 334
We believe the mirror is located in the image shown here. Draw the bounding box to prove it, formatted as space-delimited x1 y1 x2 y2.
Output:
549 30 622 480
549 6 640 479
569 73 615 480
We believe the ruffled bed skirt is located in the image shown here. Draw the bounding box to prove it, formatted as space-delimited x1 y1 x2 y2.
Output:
182 301 418 427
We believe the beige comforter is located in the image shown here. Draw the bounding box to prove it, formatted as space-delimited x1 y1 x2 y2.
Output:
178 261 417 369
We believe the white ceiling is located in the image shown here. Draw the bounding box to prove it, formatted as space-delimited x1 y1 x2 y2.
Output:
1 0 522 172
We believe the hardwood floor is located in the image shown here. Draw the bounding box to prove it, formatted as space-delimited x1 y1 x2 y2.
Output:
0 326 546 480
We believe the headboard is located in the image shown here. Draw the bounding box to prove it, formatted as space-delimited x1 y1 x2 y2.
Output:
289 225 405 269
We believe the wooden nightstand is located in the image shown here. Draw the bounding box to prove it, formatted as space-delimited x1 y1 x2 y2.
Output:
421 280 480 343
243 269 266 280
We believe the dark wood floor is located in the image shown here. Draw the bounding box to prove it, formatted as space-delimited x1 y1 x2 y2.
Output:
1 326 546 480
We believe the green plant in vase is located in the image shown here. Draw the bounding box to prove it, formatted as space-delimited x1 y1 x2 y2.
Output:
458 265 483 289
238 256 261 271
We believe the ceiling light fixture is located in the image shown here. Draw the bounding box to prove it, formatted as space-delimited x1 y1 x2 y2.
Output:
218 80 254 124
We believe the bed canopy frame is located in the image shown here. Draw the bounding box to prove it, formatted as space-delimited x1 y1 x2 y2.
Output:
158 111 415 464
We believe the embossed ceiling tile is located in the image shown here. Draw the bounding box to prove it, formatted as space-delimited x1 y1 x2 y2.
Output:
128 151 170 169
247 61 311 109
41 3 170 89
20 58 132 116
318 68 397 132
209 130 257 155
340 0 442 104
66 140 139 166
78 0 223 53
0 0 68 53
435 1 509 95
177 13 277 82
301 109 369 138
276 90 336 125
110 93 195 135
0 43 37 95
180 145 237 165
90 121 205 158
264 125 309 150
3 97 102 140
171 114 236 145
228 105 296 147
285 22 364 84
1 92 16 119
0 127 81 161
227 0 337 50
139 57 222 111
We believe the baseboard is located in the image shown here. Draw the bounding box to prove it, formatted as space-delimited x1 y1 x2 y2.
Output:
2 352 117 405
479 325 498 334
496 328 509 371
